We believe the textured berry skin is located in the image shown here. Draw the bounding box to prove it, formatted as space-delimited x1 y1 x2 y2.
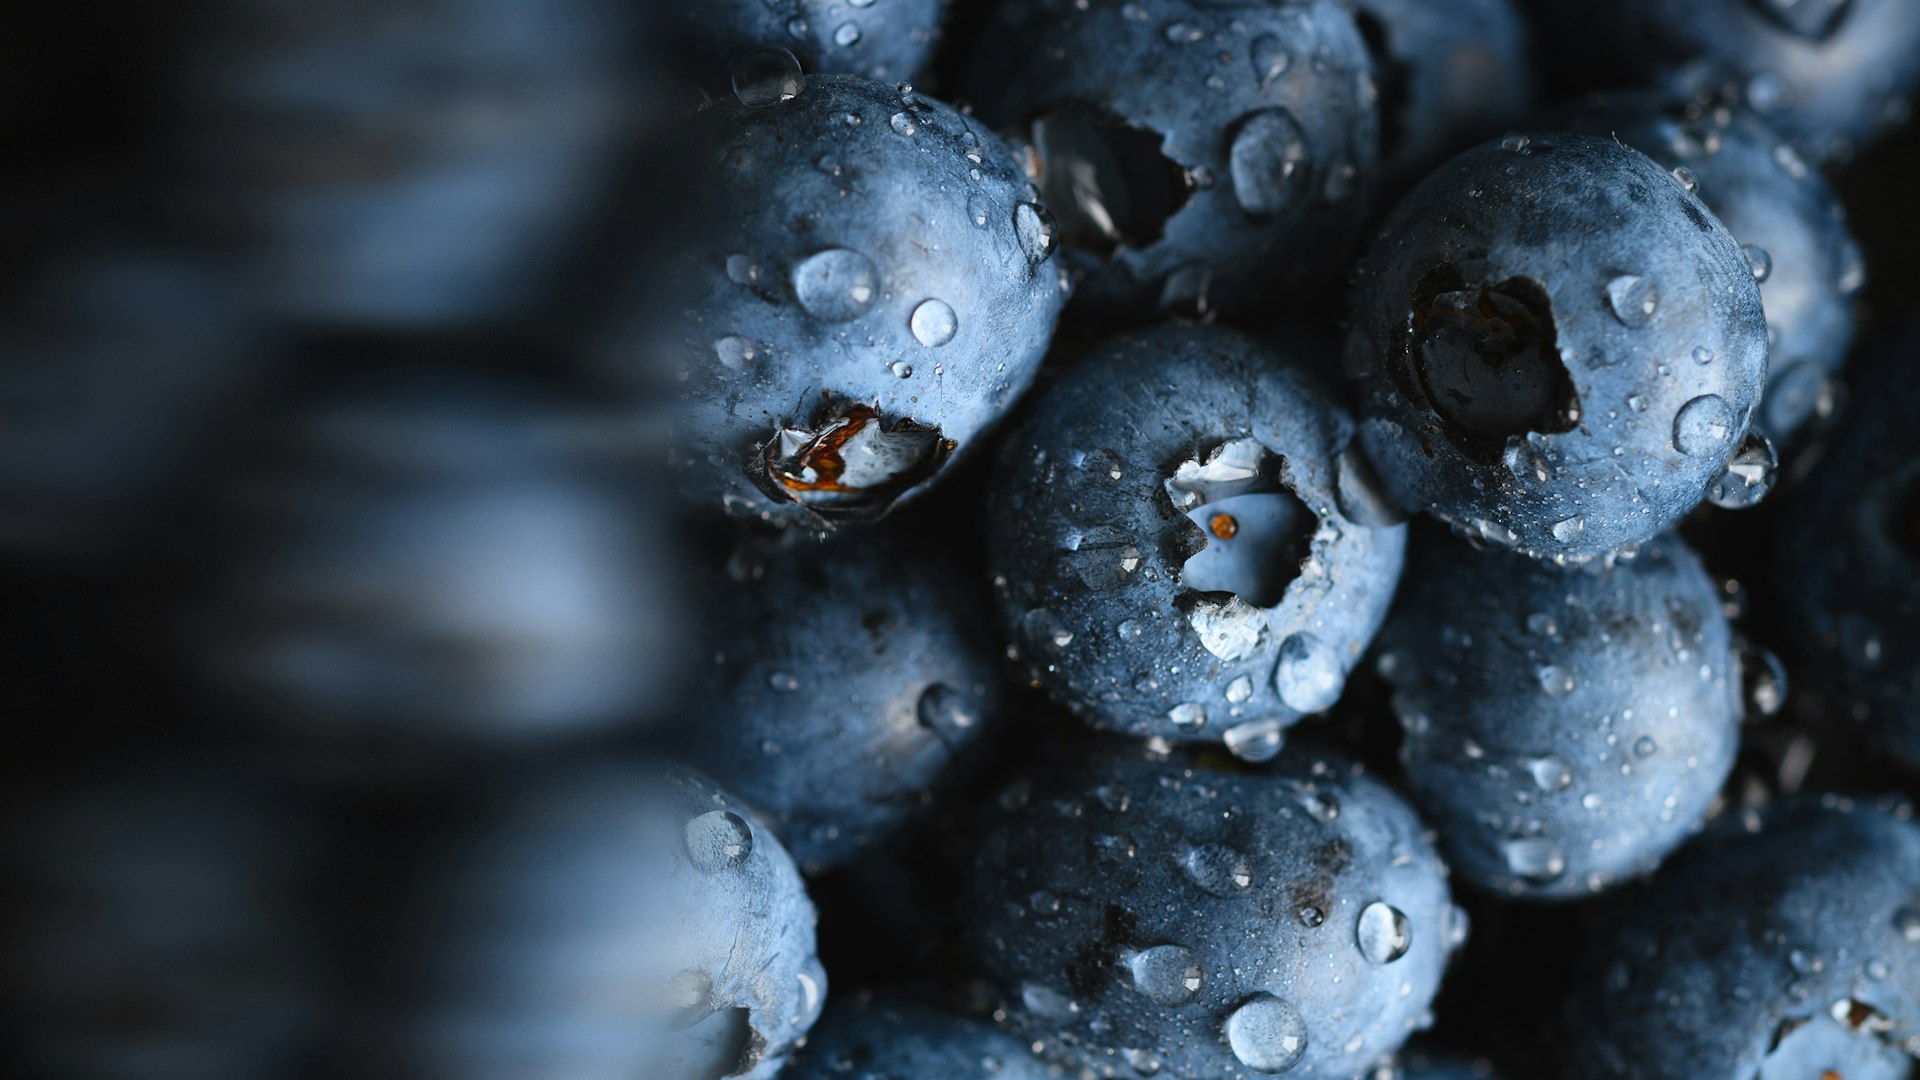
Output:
1543 0 1920 163
1569 795 1920 1080
174 0 633 326
186 376 680 745
989 325 1407 757
1347 133 1769 563
1376 530 1742 900
624 74 1065 531
1779 324 1920 770
785 994 1058 1079
0 247 260 560
971 747 1461 1080
967 0 1379 316
400 763 823 1080
657 0 946 86
1351 0 1532 188
1558 93 1864 444
683 527 1006 872
0 761 327 1080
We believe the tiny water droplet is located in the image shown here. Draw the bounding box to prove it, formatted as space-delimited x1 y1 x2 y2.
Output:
1606 275 1660 328
686 811 754 871
1502 837 1567 882
713 335 757 371
1180 843 1253 896
731 46 804 108
1673 394 1736 456
832 21 861 47
1742 244 1773 282
1127 945 1205 1005
1501 133 1531 152
1015 202 1059 266
1551 515 1586 544
1250 34 1291 87
1356 901 1412 964
1537 665 1576 697
1527 755 1573 791
1707 432 1778 509
909 298 958 347
889 111 917 137
1671 165 1699 192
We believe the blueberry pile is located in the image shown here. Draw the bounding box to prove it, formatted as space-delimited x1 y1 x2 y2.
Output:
4 2 1920 1078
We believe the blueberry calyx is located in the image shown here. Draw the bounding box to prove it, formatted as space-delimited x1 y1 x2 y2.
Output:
752 402 954 522
1027 103 1196 256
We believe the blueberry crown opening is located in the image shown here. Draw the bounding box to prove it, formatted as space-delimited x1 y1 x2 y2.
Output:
753 403 954 523
1029 103 1195 257
1405 268 1579 463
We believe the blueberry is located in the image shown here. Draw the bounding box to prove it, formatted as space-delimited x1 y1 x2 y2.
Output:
988 324 1407 757
0 246 261 561
1558 92 1863 444
1350 0 1534 188
399 762 823 1079
784 993 1056 1078
1569 795 1920 1079
1778 323 1920 770
682 526 1006 872
970 745 1461 1080
1376 529 1742 899
174 0 634 325
966 0 1379 316
1541 0 1920 163
184 373 682 746
618 73 1065 530
0 759 327 1079
1347 132 1770 562
656 0 946 87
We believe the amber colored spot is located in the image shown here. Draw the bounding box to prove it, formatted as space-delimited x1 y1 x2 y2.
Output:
1210 513 1239 540
1823 1071 1843 1080
770 403 877 493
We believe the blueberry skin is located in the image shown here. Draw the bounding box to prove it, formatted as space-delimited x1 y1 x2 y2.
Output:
176 0 632 326
683 527 1006 872
1347 132 1769 563
967 0 1379 316
1779 325 1920 770
400 763 824 1080
971 747 1460 1080
625 74 1065 531
989 325 1408 757
1376 530 1742 899
784 994 1057 1079
188 376 681 745
0 762 327 1080
1558 93 1864 443
0 247 261 561
1569 796 1920 1079
657 0 945 86
1351 0 1533 188
1545 0 1920 163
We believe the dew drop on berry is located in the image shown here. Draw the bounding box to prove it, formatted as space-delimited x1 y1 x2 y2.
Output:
1356 901 1412 964
1225 994 1308 1072
685 811 754 871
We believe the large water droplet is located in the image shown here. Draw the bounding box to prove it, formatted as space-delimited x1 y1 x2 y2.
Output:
1250 34 1291 87
1225 994 1308 1072
1550 515 1586 544
1356 901 1412 964
1275 632 1343 713
1063 524 1141 591
731 46 804 108
1502 837 1567 882
1673 394 1736 456
909 298 958 347
916 683 979 744
713 335 758 371
1229 108 1313 219
1224 717 1286 762
1015 202 1059 267
686 811 754 872
1180 843 1253 897
1527 754 1574 791
793 248 879 322
1127 945 1205 1005
1707 431 1777 509
1605 275 1660 328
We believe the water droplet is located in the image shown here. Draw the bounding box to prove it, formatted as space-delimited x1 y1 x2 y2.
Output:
725 253 760 286
1707 432 1778 509
793 248 879 322
1225 994 1308 1072
1501 837 1567 882
731 46 804 108
1445 903 1472 948
966 192 991 228
1063 525 1141 591
1180 843 1252 896
1537 665 1576 698
1527 755 1573 791
1550 515 1586 544
1015 202 1058 267
1275 632 1343 713
1356 901 1412 964
1226 675 1254 703
909 298 958 347
1164 21 1205 43
767 670 799 691
1742 244 1773 282
1738 638 1788 718
1021 983 1078 1019
1501 133 1531 153
1627 393 1649 413
889 111 917 136
1836 239 1866 294
1021 608 1075 655
1168 702 1208 730
1250 34 1291 87
1671 165 1699 192
832 21 861 47
1298 905 1325 927
1773 141 1810 178
1633 735 1657 758
1673 394 1736 456
1503 436 1550 484
1893 906 1920 943
916 683 979 742
713 335 757 371
1224 717 1286 762
685 811 754 871
1229 108 1313 219
1127 945 1205 1005
1606 275 1660 328
1692 345 1715 365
